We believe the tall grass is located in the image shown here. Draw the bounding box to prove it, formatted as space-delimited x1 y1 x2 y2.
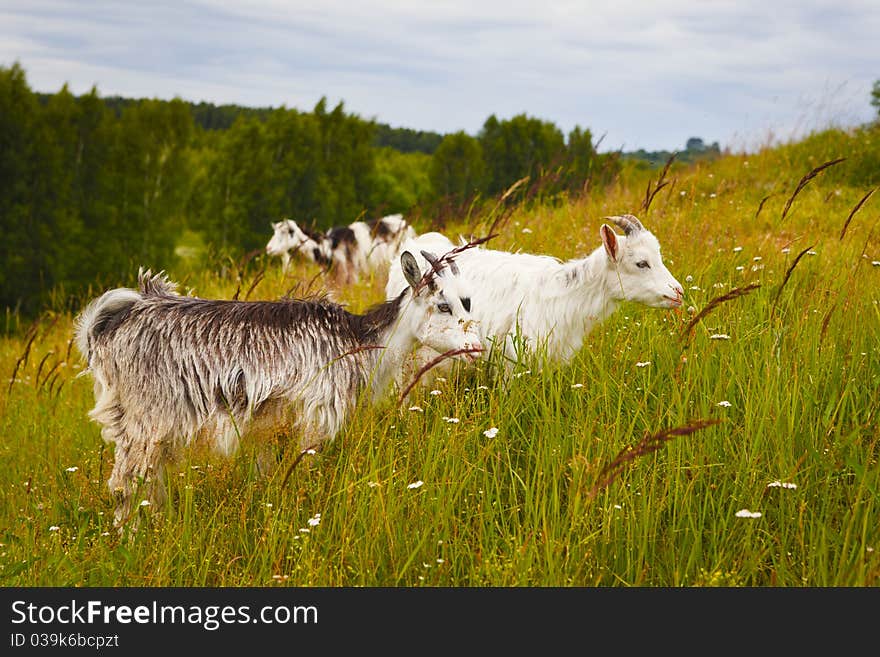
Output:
1 127 878 586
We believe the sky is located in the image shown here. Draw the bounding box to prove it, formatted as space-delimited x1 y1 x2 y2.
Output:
1 0 877 153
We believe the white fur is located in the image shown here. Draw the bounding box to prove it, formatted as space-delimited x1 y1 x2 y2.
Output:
386 216 683 368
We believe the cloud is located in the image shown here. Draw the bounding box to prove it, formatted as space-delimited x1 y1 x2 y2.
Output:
1 0 876 151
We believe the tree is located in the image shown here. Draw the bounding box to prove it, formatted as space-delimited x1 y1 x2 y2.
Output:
479 114 566 195
872 80 880 117
429 131 486 203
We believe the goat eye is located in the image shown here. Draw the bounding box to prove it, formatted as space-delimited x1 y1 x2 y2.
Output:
636 260 651 269
437 302 452 314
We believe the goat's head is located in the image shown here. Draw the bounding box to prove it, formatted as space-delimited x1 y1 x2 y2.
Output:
266 219 319 259
600 214 683 308
398 250 482 358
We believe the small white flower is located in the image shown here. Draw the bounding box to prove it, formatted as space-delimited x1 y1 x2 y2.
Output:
101 531 110 537
807 250 817 256
307 513 321 527
709 334 731 340
871 261 880 267
65 466 78 473
733 246 743 252
139 500 151 507
571 383 584 389
767 481 797 490
521 227 533 234
305 449 316 455
736 266 744 271
435 377 447 383
265 503 273 508
408 405 424 413
49 526 60 532
753 256 762 262
687 306 697 314
476 385 489 391
429 390 442 396
483 427 499 438
735 509 762 518
709 193 717 198
436 558 445 564
407 480 424 490
685 275 694 283
367 481 380 488
299 528 310 534
442 416 460 424
680 190 687 196
717 400 732 408
613 504 622 509
635 361 651 368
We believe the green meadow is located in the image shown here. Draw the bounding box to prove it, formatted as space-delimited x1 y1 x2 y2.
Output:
1 128 878 587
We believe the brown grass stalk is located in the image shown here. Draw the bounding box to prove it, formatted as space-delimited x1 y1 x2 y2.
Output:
771 244 815 311
586 419 722 499
397 347 484 405
280 441 325 488
681 284 761 342
780 157 847 221
641 152 677 214
839 188 877 240
755 193 779 219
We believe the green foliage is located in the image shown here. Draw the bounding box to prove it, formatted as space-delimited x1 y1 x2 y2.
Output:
374 123 443 154
871 79 880 116
429 131 487 202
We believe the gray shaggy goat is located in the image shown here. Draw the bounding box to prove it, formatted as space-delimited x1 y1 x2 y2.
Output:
74 252 481 529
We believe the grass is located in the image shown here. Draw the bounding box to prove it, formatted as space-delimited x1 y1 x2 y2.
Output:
1 128 878 586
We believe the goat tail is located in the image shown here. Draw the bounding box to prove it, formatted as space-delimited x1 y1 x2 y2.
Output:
74 288 141 366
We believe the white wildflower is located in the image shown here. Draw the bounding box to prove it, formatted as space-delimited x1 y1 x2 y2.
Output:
65 466 78 473
767 481 797 490
871 261 880 267
407 480 424 490
307 513 321 527
408 405 424 413
781 247 791 254
442 416 460 424
298 528 310 534
733 246 743 252
429 390 442 396
685 275 694 283
635 361 651 368
571 383 584 389
476 385 489 391
483 427 499 438
139 500 151 507
367 481 380 488
735 509 762 519
521 227 533 234
717 400 732 408
709 334 731 340
49 526 60 532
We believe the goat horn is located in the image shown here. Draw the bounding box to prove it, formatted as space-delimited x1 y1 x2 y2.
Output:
446 258 460 276
606 214 645 236
420 250 445 275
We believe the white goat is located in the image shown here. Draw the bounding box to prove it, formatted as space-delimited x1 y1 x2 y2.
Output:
266 214 417 284
74 254 480 528
385 214 683 369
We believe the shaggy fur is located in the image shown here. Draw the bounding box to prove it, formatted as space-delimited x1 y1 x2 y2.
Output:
75 257 480 529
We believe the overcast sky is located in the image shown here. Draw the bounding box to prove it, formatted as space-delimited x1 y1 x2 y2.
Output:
2 0 877 152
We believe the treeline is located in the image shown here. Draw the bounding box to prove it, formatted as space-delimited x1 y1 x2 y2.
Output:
1 63 617 316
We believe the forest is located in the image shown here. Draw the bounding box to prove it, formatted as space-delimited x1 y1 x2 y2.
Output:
2 62 623 316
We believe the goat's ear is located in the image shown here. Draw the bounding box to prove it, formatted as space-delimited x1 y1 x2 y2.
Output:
401 251 422 290
600 224 619 262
